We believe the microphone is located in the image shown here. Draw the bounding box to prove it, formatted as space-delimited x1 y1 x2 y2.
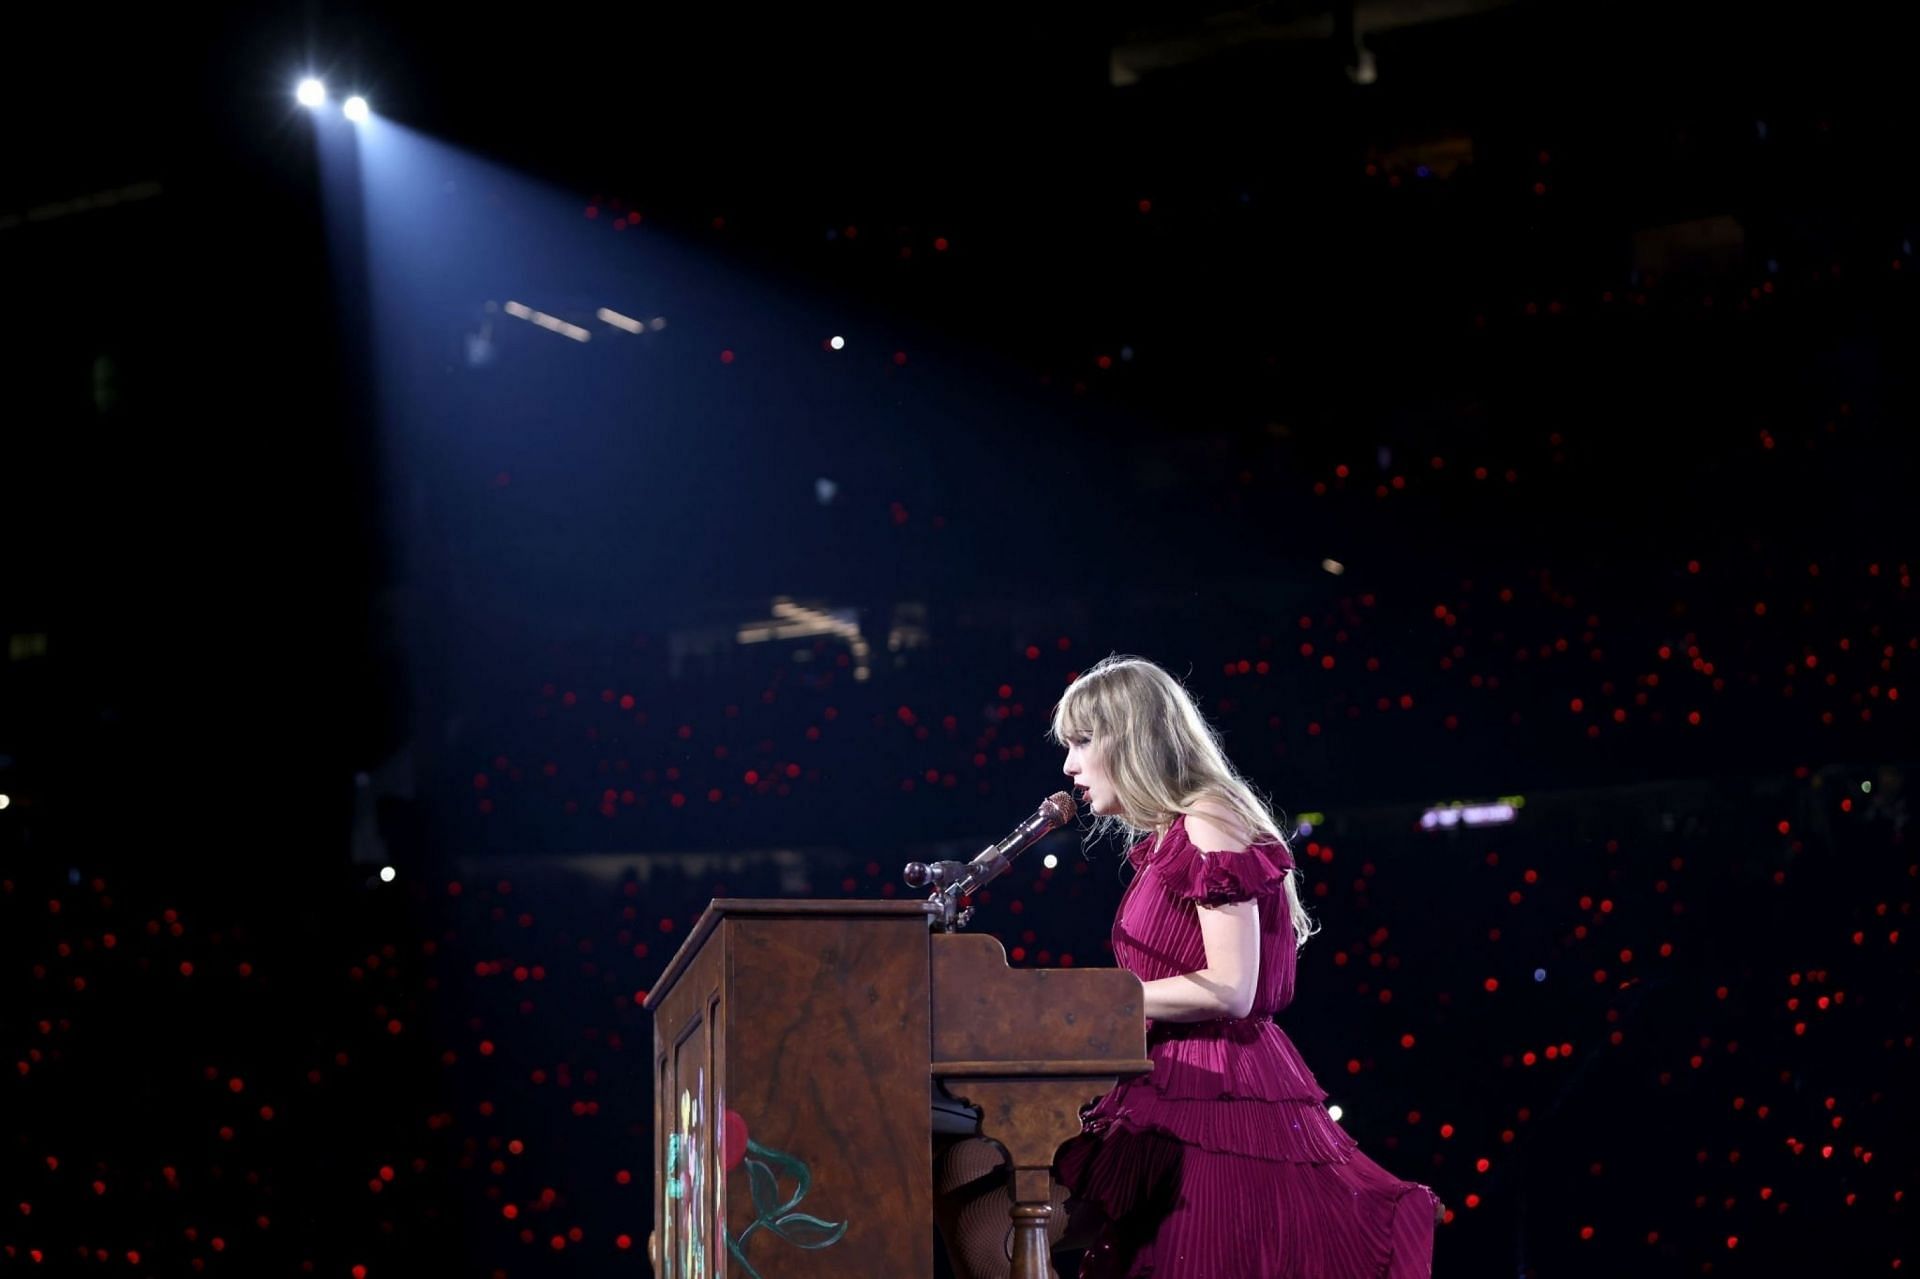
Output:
905 791 1078 901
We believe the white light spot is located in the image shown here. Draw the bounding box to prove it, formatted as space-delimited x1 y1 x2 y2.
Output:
465 326 494 368
829 335 845 350
1533 968 1547 982
502 300 590 343
596 307 645 334
379 866 397 883
649 316 668 331
814 477 838 505
296 78 326 108
343 96 370 123
1327 1104 1344 1123
1042 853 1059 869
0 793 10 810
1322 558 1346 575
1861 781 1872 793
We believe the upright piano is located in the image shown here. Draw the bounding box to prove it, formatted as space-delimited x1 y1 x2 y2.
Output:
644 899 1150 1278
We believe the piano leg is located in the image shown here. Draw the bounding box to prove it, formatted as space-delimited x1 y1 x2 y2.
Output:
934 1137 1074 1279
1007 1172 1058 1279
945 1078 1118 1279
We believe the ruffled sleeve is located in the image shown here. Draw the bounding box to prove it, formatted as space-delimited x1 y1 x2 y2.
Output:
1152 817 1295 907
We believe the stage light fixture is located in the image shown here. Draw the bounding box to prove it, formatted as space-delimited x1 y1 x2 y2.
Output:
297 77 327 108
343 95 370 123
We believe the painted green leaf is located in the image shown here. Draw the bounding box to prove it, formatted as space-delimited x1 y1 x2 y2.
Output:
772 1211 849 1249
746 1155 782 1220
746 1137 812 1214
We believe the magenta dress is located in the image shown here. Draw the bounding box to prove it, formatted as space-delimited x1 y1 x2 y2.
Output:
1053 816 1439 1278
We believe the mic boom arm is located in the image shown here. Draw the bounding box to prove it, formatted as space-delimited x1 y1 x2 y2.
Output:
905 791 1077 932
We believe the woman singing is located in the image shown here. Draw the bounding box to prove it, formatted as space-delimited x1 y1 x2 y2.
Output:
934 655 1440 1278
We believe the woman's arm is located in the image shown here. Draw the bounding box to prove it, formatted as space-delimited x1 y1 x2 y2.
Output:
1139 808 1262 1021
1140 898 1260 1021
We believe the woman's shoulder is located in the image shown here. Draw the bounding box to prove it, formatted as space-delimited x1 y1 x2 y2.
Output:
1180 797 1258 854
1150 803 1294 906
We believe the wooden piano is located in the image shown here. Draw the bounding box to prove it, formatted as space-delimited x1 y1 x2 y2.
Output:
644 899 1150 1278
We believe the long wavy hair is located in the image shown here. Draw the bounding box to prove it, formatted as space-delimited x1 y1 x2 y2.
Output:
1049 654 1318 950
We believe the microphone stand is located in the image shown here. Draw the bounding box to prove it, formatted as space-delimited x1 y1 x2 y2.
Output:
904 792 1076 932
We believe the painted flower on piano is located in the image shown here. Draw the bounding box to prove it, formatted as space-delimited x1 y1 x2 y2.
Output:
722 1110 851 1279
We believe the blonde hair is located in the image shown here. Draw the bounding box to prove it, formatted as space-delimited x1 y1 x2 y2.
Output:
1050 654 1319 950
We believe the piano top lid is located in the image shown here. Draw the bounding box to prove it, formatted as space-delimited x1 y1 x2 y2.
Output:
643 897 935 1010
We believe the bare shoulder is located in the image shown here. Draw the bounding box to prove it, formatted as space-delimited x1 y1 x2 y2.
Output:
1183 798 1254 854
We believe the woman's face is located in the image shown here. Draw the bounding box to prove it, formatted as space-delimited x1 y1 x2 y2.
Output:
1062 731 1122 817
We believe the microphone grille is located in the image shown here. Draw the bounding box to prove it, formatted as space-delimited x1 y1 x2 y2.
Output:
1042 790 1078 826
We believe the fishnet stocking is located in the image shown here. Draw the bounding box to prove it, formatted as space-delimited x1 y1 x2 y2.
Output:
933 1136 1085 1279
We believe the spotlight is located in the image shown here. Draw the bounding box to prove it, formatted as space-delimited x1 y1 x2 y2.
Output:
296 77 327 108
379 865 397 883
1327 1104 1344 1122
1042 853 1059 869
343 95 370 123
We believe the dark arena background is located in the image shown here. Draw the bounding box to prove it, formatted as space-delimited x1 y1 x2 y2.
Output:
4 1 1916 1275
